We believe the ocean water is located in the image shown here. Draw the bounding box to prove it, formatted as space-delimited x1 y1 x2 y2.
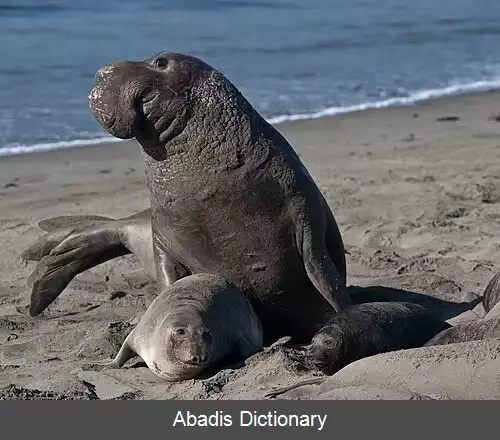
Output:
2 0 500 156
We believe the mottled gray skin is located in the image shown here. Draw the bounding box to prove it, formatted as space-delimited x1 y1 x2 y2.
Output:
87 52 350 343
483 270 500 313
107 273 263 381
22 210 153 316
305 302 450 375
425 315 500 346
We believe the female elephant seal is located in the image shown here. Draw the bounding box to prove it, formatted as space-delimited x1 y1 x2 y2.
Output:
70 51 350 344
424 317 500 347
105 273 263 381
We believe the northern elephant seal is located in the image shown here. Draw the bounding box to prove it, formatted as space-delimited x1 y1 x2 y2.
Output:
268 337 500 400
265 302 449 398
87 51 351 343
105 273 263 381
302 302 450 375
424 316 500 347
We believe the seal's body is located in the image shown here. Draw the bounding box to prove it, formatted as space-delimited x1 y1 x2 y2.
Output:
425 316 500 346
84 52 351 343
108 273 263 381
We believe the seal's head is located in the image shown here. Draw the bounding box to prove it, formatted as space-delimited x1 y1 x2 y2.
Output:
306 326 347 375
147 308 213 381
88 52 216 144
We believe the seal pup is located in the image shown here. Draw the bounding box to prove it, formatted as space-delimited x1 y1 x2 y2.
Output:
103 273 263 381
264 301 449 398
86 51 351 343
21 210 154 316
267 337 500 400
305 302 450 375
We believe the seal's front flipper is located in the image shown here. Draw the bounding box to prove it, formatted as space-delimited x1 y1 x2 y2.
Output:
109 339 137 368
28 226 130 316
300 221 352 312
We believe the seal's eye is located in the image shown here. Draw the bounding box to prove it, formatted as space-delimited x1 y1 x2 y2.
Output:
175 328 186 336
155 58 168 69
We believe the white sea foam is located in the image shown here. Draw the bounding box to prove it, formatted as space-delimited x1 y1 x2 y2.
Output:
1 78 500 157
267 78 500 124
0 136 123 157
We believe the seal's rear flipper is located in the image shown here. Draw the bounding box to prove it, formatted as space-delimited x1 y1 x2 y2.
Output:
22 215 116 261
38 215 115 232
22 232 71 261
28 227 130 317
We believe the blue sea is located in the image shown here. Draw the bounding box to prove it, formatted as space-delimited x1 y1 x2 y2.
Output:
2 0 500 156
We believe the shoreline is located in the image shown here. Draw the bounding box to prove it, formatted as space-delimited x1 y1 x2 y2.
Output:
2 88 500 160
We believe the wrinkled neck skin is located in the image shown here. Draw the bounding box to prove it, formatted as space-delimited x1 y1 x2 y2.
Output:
136 70 270 194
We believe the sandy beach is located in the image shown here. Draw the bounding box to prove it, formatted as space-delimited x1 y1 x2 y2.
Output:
1 90 500 400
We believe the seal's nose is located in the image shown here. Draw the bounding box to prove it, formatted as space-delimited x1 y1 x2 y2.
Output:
94 64 115 86
189 352 209 365
190 355 202 364
94 61 142 86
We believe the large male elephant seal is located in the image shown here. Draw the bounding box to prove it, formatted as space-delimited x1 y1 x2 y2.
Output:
28 52 351 343
102 273 263 381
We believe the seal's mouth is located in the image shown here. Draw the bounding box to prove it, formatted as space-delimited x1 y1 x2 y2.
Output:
182 358 209 367
148 360 205 382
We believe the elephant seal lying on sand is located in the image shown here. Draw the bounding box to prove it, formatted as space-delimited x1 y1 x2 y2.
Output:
100 273 263 381
27 51 353 344
266 337 500 400
424 274 500 347
304 301 450 375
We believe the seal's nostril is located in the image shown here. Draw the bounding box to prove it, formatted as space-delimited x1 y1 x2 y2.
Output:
191 355 201 364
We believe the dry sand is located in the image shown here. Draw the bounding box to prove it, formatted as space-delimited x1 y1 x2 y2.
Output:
1 90 500 399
